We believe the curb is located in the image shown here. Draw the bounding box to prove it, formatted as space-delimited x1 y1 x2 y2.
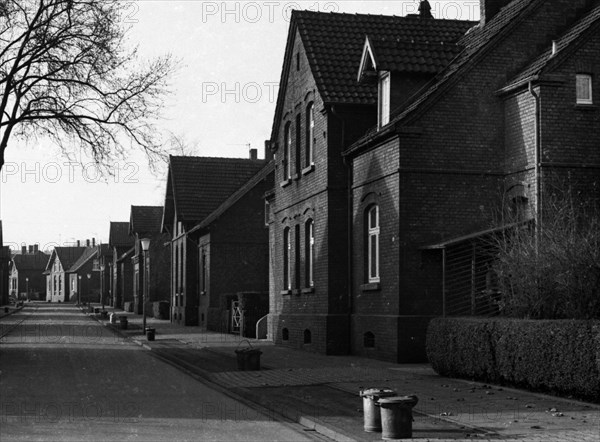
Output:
91 312 355 441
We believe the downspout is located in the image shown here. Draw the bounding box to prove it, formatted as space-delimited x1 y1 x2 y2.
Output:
528 81 542 252
330 105 352 353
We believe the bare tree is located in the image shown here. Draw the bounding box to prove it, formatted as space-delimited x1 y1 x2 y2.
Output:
0 0 176 173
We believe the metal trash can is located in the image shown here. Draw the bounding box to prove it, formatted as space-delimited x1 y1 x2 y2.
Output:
119 315 128 330
235 340 262 371
359 388 397 432
146 328 156 341
377 395 419 440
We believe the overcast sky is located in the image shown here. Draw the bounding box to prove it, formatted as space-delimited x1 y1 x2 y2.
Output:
0 1 480 251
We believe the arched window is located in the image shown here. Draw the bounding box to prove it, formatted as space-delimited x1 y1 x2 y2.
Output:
282 328 289 341
305 219 314 287
304 329 312 344
366 205 380 283
283 122 292 180
364 332 375 348
283 227 291 290
306 103 314 167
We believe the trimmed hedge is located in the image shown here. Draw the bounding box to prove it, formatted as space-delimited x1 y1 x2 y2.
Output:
427 318 600 402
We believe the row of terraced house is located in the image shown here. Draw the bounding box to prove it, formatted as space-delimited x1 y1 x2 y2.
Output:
117 0 599 362
6 1 598 364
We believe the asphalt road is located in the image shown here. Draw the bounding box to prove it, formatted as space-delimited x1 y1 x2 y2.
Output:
0 303 320 441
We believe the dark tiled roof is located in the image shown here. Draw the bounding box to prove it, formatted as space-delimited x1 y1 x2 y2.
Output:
346 0 543 154
271 10 473 140
295 11 474 104
190 161 275 233
12 251 50 271
48 247 87 272
68 247 98 272
503 5 600 90
163 156 267 227
109 222 133 248
130 206 163 235
97 243 112 258
365 37 464 74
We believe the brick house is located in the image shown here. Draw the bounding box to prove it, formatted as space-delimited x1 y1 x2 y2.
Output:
344 0 600 362
44 246 86 302
129 206 170 316
67 246 101 305
186 161 274 336
162 153 266 326
108 221 134 309
266 9 473 355
9 245 49 300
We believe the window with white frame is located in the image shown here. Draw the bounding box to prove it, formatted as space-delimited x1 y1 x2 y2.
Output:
576 74 593 104
367 205 380 282
378 72 391 128
284 122 292 180
305 219 314 287
306 103 314 167
283 227 291 291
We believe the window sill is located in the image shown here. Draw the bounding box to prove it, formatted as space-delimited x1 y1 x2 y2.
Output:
574 103 597 110
361 282 381 292
301 287 315 294
280 179 291 188
302 164 315 176
280 290 292 296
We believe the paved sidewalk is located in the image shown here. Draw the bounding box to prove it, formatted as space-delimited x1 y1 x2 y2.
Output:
87 304 600 442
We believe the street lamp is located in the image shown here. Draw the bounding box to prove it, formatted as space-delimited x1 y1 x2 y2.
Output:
140 238 150 334
78 275 82 306
100 264 105 311
25 277 29 300
86 273 91 305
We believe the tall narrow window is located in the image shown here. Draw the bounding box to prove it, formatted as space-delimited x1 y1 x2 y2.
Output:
305 219 314 287
379 72 391 128
283 123 292 180
367 205 380 282
295 114 302 175
306 103 314 167
576 74 593 104
294 224 301 289
283 227 291 291
200 248 207 293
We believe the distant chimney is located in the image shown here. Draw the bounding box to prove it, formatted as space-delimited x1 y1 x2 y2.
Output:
28 245 33 254
86 239 90 247
21 245 26 254
92 238 95 247
77 240 81 247
250 148 258 160
418 1 433 19
34 244 39 253
480 0 511 26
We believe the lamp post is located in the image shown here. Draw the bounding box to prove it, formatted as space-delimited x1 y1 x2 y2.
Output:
100 264 105 311
78 275 82 305
25 277 29 300
140 238 151 333
86 273 91 305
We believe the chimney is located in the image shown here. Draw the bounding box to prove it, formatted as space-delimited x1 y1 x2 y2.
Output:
249 148 258 161
418 1 433 19
28 245 34 254
86 239 90 247
92 238 95 247
77 240 81 247
480 0 511 26
264 140 274 162
21 245 26 255
34 244 39 253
